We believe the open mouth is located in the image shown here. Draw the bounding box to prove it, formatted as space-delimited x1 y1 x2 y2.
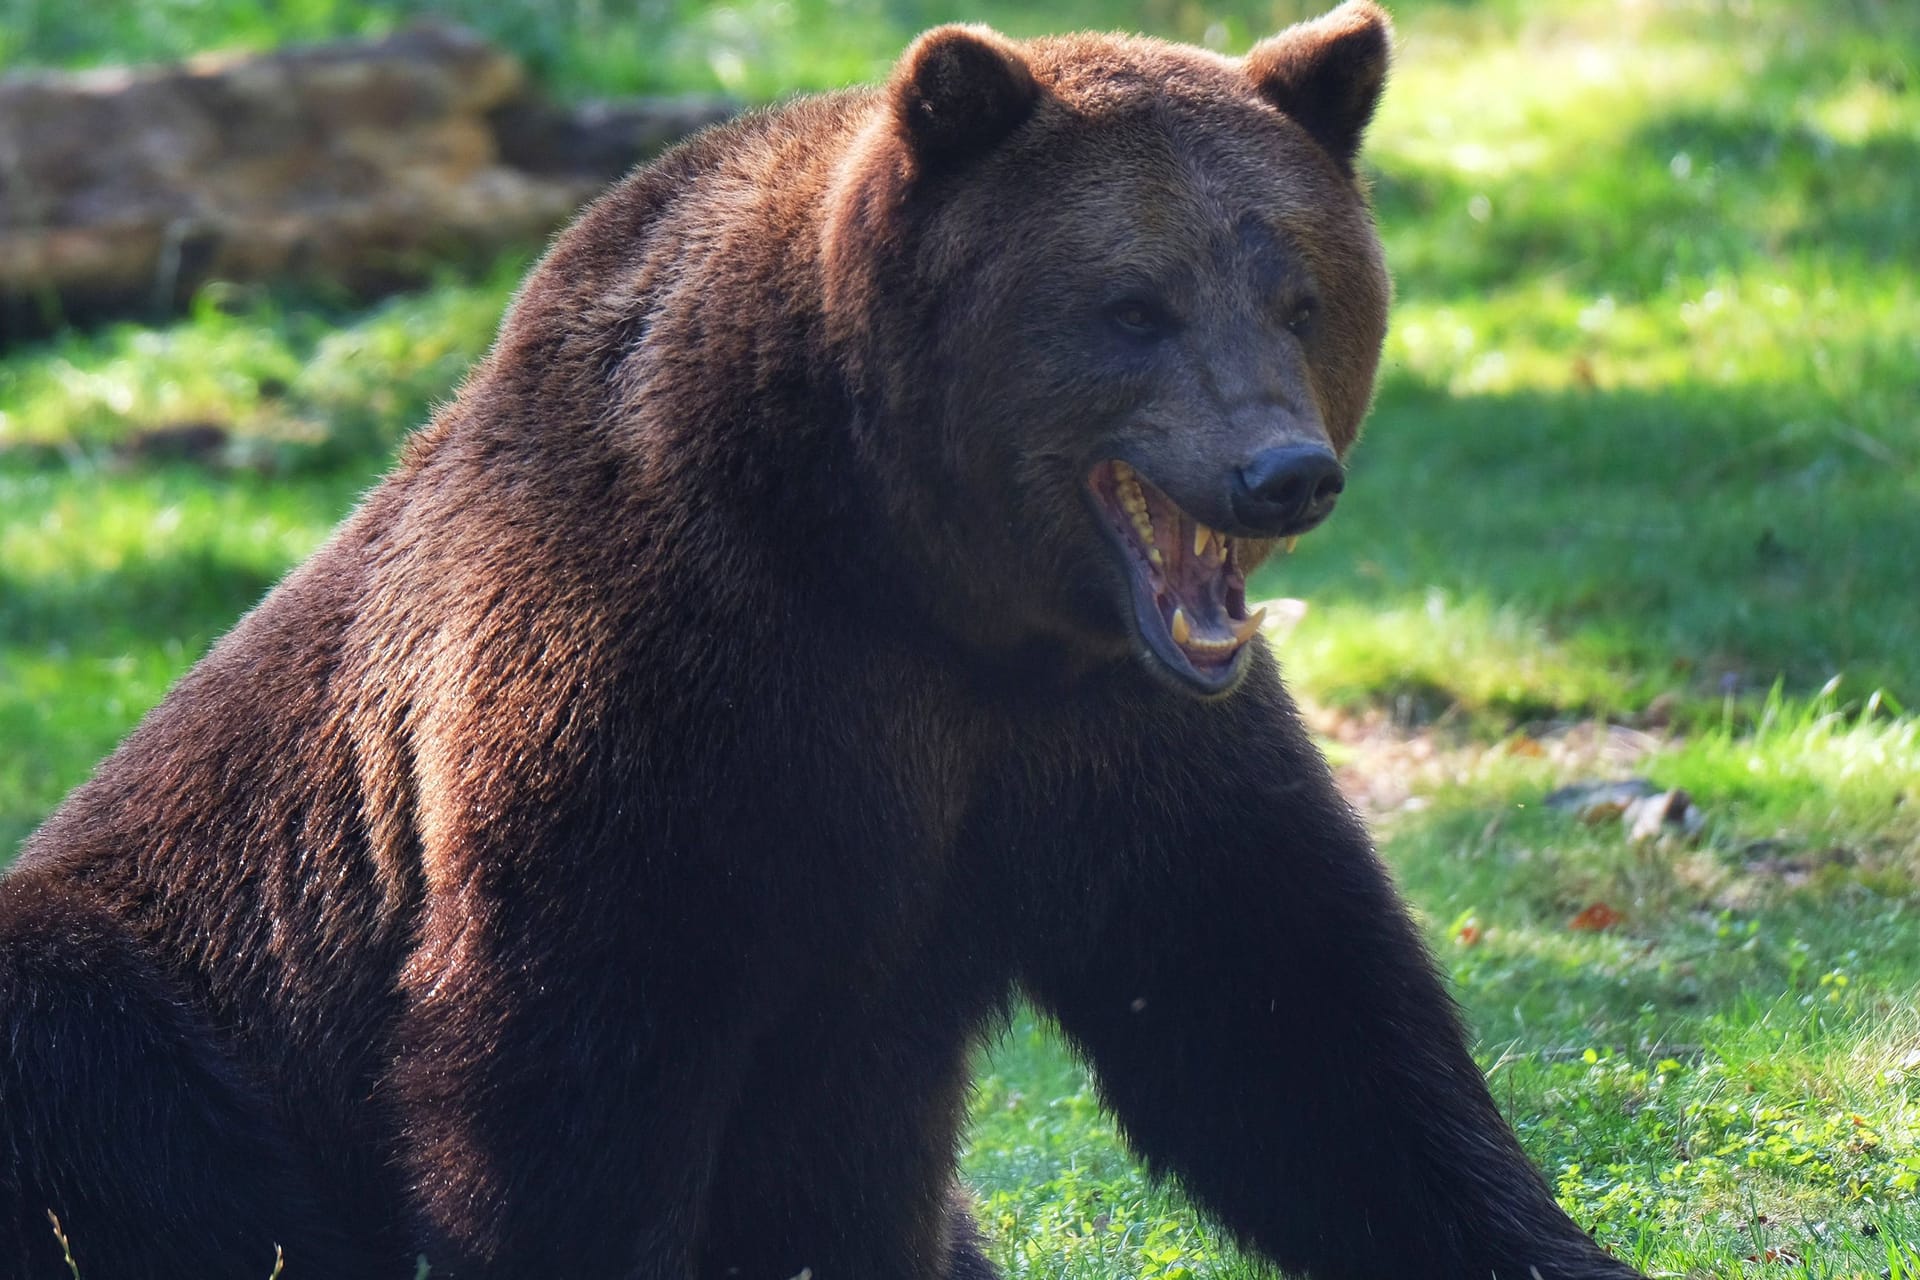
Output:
1086 460 1275 694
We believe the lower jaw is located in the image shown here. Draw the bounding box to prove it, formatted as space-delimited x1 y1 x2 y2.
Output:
1126 586 1254 697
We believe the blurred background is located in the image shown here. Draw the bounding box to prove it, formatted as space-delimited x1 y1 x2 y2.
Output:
2 0 1917 1273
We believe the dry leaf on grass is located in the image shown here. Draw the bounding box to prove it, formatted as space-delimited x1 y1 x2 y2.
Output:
1567 902 1625 932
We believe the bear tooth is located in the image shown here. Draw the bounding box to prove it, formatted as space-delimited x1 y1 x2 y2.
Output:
1149 547 1164 567
1170 607 1192 646
1231 607 1268 645
1192 524 1209 558
1284 536 1300 554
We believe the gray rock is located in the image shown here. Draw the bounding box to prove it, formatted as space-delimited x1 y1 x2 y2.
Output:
1544 777 1704 843
0 26 736 338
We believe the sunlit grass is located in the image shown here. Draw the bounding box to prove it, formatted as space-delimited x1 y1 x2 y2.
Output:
0 262 523 454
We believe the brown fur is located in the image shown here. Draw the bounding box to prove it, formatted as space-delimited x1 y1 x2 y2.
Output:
1 6 1644 1278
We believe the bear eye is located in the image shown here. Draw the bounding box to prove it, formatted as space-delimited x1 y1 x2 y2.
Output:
1284 298 1319 337
1106 296 1174 340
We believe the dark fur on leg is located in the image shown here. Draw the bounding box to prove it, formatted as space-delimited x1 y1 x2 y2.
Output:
0 874 404 1280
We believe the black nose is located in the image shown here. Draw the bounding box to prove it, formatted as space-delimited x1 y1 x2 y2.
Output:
1232 445 1346 535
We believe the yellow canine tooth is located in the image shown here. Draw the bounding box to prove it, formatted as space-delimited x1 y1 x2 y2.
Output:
1284 535 1300 554
1170 607 1192 646
1192 523 1209 558
1231 606 1268 645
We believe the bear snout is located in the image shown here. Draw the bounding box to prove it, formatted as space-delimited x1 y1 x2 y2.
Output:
1230 443 1345 536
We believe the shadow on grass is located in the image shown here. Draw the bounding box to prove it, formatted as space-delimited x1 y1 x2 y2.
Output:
0 550 280 649
1251 377 1920 709
1630 112 1920 270
0 547 287 857
1373 109 1920 298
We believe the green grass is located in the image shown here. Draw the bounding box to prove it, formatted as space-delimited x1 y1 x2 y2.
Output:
1 0 1543 100
4 0 1919 1273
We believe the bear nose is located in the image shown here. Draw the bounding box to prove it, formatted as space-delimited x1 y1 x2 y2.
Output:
1232 445 1346 535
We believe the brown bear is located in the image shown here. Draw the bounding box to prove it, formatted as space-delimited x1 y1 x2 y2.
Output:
0 5 1646 1278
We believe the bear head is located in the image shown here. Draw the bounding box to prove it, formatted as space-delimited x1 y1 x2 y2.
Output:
824 2 1392 697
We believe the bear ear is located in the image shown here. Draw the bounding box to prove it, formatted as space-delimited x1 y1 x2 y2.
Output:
889 25 1039 170
1245 0 1392 174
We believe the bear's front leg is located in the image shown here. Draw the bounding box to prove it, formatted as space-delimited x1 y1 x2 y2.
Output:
1014 664 1643 1280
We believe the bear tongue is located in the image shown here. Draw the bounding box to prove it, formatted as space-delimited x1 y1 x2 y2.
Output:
1163 540 1264 667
